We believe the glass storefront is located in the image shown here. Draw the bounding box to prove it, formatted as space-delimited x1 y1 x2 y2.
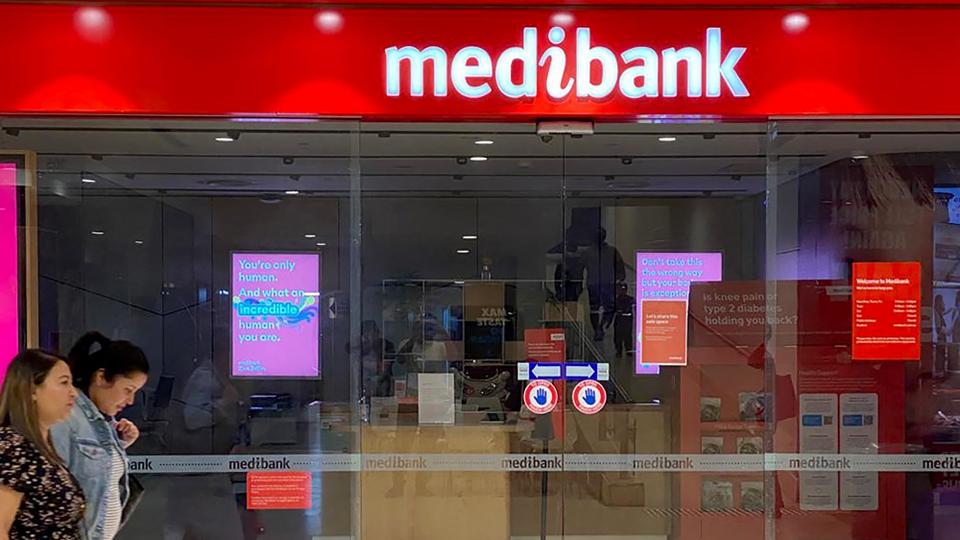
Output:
5 117 959 540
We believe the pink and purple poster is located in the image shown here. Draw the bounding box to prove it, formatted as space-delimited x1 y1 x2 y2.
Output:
635 252 722 371
0 163 19 386
231 252 321 378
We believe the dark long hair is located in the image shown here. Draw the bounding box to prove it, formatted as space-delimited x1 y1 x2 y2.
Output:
68 332 150 394
0 349 66 462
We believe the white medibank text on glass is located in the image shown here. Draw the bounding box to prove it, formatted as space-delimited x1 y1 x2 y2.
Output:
385 27 747 99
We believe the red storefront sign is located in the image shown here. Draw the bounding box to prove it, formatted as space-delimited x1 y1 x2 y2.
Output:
851 262 921 361
4 5 960 118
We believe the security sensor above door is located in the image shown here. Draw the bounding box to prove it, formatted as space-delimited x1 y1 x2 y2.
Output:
537 120 595 135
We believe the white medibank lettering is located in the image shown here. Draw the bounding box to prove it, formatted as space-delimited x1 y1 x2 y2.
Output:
385 26 748 99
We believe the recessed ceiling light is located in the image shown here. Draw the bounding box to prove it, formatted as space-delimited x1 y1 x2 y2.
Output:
316 242 326 247
469 156 488 162
134 240 144 245
658 136 677 142
457 249 470 254
91 231 105 236
304 233 317 239
474 140 494 145
285 190 300 195
462 235 478 240
81 177 96 184
215 131 240 143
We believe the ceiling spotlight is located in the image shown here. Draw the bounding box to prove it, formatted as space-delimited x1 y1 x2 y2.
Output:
456 249 471 254
658 136 677 142
316 242 326 247
551 12 575 26
474 140 494 145
259 194 282 204
621 158 633 165
469 156 488 162
284 190 300 195
91 230 105 236
283 157 295 165
852 154 869 160
3 128 19 137
216 131 240 142
304 233 317 239
462 235 478 240
81 177 96 184
134 240 144 245
456 157 468 165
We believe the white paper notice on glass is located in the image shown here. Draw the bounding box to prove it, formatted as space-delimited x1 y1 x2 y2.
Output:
840 393 879 511
418 373 455 424
799 393 839 511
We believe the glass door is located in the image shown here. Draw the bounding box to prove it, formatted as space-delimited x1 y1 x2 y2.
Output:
559 124 769 540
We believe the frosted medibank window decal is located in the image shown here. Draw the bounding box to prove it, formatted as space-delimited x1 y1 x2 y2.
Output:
0 162 18 383
385 27 748 100
231 253 321 378
635 252 722 371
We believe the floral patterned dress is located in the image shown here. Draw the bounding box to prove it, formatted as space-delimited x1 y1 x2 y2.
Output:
0 426 85 539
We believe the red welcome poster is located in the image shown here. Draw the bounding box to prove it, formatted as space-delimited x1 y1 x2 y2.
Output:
852 262 921 361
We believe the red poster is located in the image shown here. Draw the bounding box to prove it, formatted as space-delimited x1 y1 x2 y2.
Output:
852 262 921 361
640 300 688 365
524 328 565 437
524 328 565 362
246 472 312 510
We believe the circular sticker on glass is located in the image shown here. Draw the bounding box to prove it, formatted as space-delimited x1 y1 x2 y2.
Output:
523 380 559 415
572 380 607 415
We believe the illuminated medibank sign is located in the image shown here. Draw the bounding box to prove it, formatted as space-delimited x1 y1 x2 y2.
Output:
385 27 748 100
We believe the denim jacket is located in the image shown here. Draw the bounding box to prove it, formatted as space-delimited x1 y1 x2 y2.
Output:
51 392 130 540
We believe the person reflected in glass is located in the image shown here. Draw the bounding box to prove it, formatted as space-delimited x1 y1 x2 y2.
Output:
613 282 635 358
0 350 84 540
584 228 626 342
357 320 394 397
935 294 949 379
51 333 149 540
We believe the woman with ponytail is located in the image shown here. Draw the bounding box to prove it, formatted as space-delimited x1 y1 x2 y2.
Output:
50 333 149 540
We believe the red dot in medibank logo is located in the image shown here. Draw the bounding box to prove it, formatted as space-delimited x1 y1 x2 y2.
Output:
523 380 558 415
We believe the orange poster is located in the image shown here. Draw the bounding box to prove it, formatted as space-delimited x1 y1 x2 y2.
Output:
852 262 921 361
246 471 312 510
640 300 688 365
